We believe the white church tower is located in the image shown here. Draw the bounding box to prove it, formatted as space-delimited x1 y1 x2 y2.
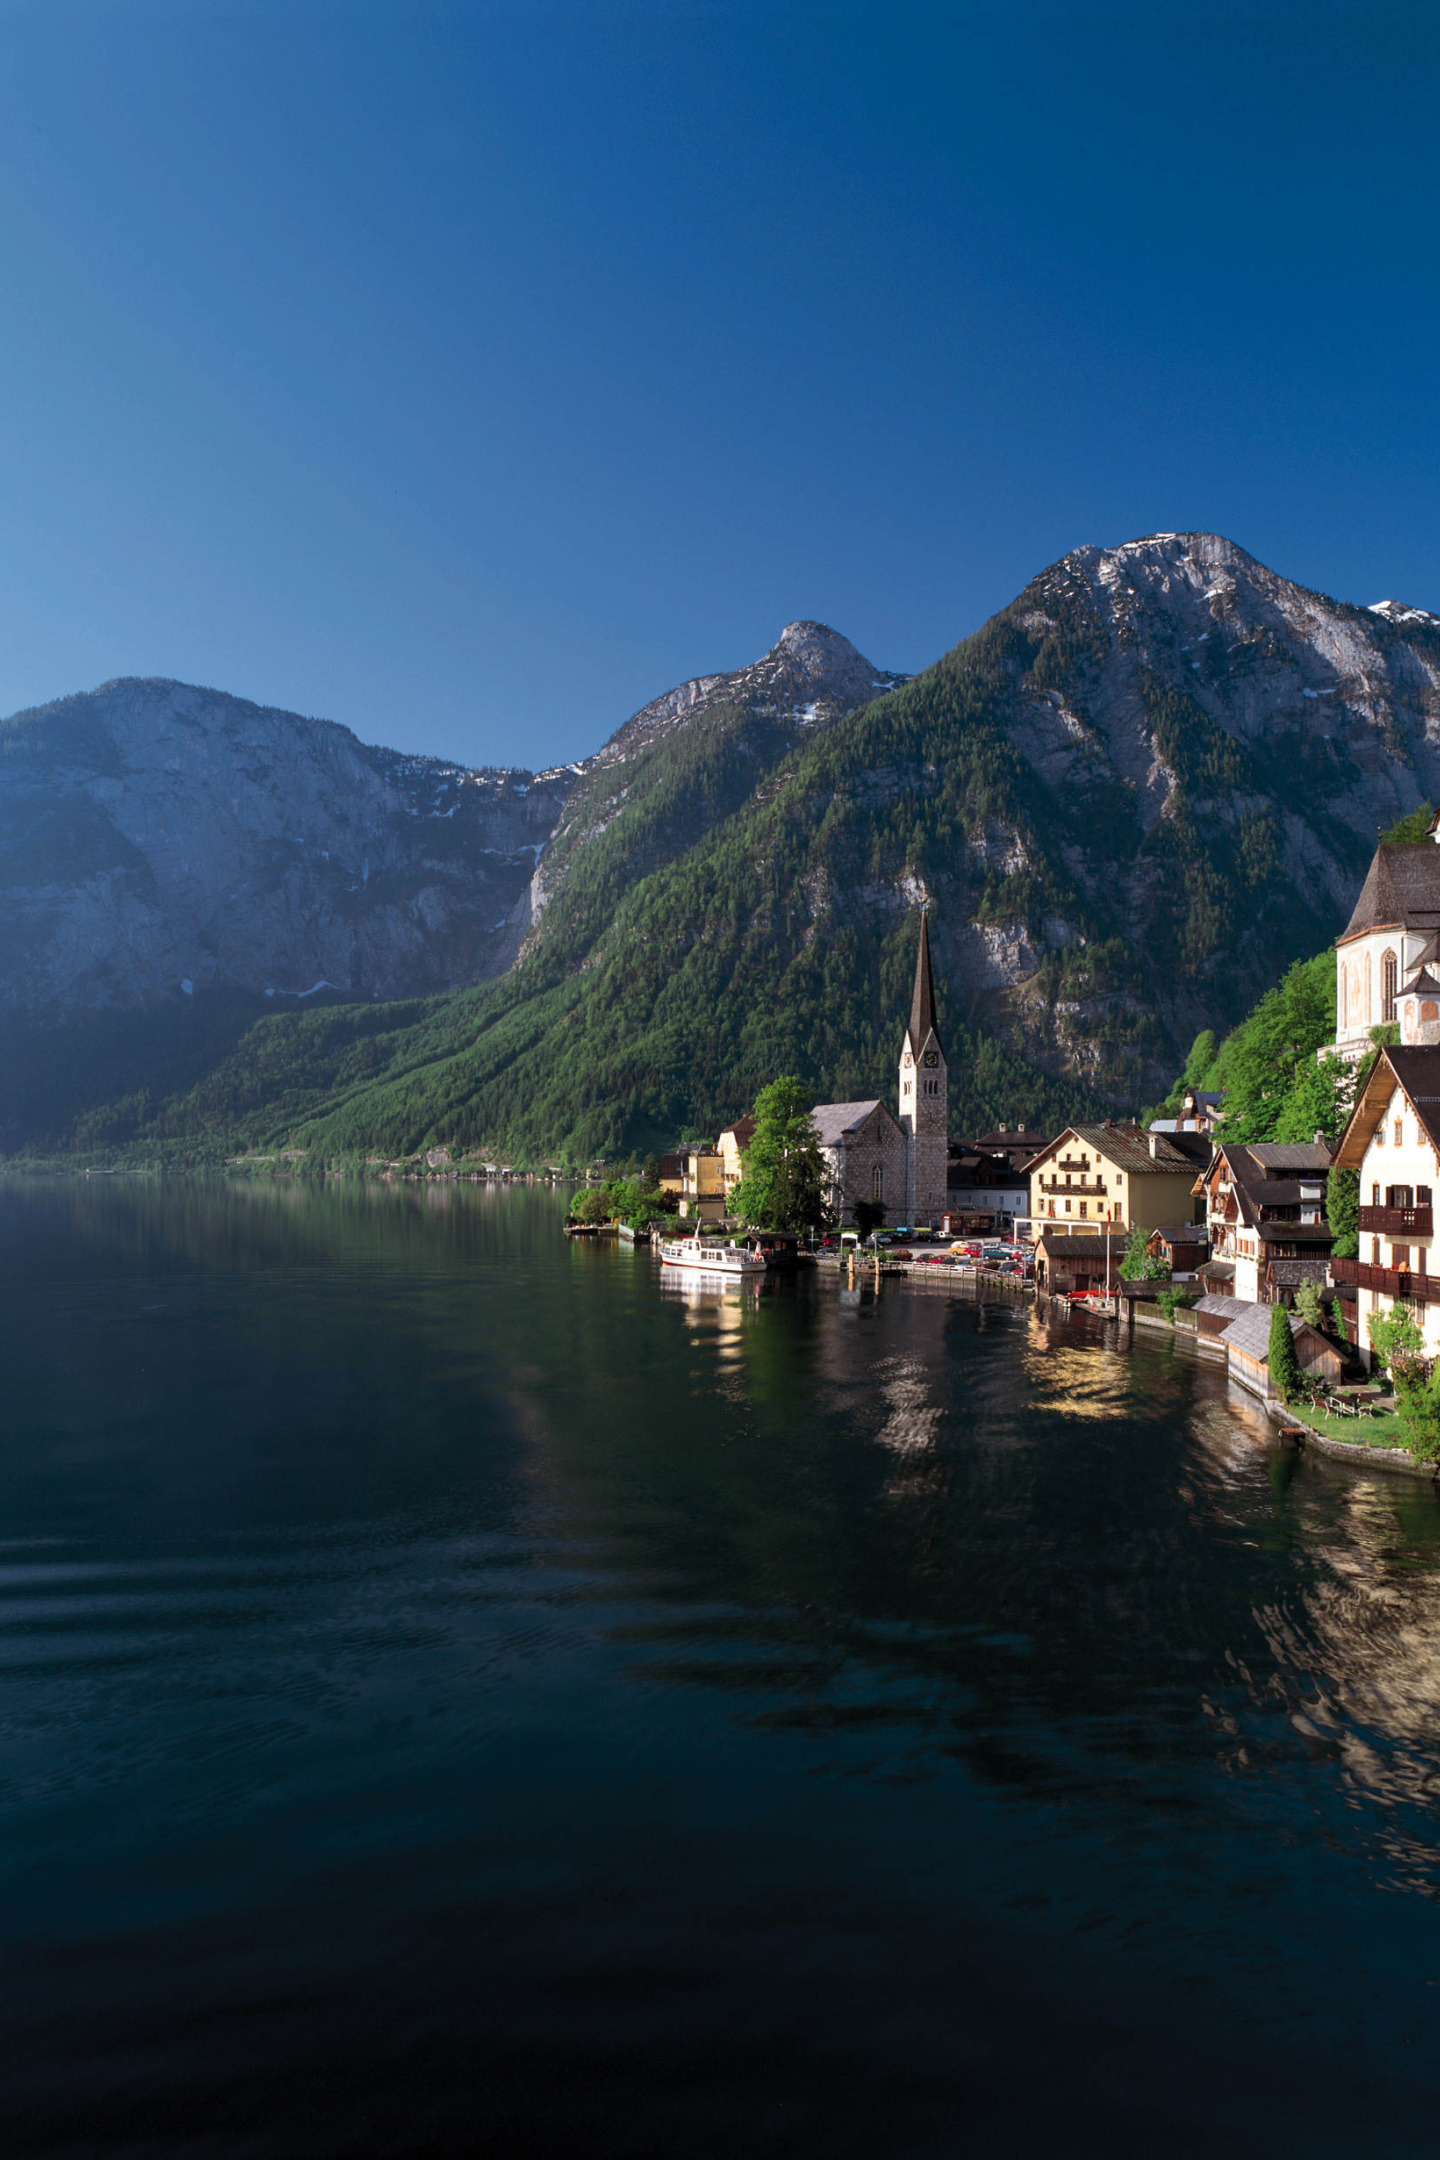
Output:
899 906 948 1227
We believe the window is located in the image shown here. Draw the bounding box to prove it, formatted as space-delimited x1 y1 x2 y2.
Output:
1373 1237 1382 1263
1394 1246 1411 1270
1341 962 1348 1031
1372 1185 1381 1205
1365 953 1373 1025
1376 1123 1386 1148
1383 949 1399 1024
871 1164 884 1203
1065 1199 1072 1214
1396 1119 1405 1148
1079 1202 1088 1218
1065 1172 1072 1186
1388 1186 1413 1209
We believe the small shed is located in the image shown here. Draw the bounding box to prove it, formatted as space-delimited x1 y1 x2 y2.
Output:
1034 1229 1128 1295
1193 1294 1254 1343
1146 1223 1209 1277
1219 1304 1343 1402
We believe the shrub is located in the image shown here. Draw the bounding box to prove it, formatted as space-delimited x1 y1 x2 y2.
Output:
1268 1302 1302 1401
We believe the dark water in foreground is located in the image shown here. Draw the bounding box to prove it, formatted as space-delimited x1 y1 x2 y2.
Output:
4 1183 1440 2155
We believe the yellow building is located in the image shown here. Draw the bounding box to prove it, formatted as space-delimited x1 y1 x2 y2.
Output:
716 1117 756 1204
678 1144 726 1222
1028 1124 1205 1237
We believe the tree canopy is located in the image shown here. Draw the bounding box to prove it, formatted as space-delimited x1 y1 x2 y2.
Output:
731 1077 832 1233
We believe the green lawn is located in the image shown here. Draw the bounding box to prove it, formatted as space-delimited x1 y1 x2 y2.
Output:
1285 1401 1416 1454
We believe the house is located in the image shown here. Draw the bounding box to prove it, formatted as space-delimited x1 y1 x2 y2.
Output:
1333 816 1440 1061
1028 1124 1205 1237
944 1145 1028 1232
1146 1224 1210 1278
655 1151 683 1198
812 910 949 1228
716 1117 755 1202
1192 1141 1332 1305
1219 1303 1344 1402
677 1144 726 1223
969 1127 1052 1171
1329 1043 1440 1362
1149 1086 1227 1136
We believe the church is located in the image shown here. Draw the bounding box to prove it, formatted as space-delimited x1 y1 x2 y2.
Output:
810 911 949 1228
1334 810 1440 1055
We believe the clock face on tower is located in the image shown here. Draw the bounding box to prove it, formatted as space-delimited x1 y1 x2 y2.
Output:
922 1050 939 1068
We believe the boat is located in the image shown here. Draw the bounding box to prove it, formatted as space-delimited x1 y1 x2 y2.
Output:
659 1230 767 1276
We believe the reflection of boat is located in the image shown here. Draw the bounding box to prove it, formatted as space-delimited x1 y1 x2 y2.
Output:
659 1233 767 1276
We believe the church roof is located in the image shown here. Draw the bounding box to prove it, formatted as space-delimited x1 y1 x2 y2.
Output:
907 910 944 1060
810 1099 890 1147
1338 843 1440 944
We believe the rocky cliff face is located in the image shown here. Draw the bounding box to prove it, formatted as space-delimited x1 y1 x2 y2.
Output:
0 678 580 1017
0 626 903 1022
506 620 908 961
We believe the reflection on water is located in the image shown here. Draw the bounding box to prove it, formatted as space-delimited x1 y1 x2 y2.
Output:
4 1180 1440 2153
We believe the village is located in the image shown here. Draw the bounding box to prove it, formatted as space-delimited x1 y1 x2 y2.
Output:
568 812 1440 1469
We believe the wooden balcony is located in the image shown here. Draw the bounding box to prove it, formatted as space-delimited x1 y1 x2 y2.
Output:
1358 1206 1433 1236
1039 1177 1107 1196
1330 1256 1431 1300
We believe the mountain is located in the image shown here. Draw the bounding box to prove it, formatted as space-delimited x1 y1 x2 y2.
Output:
7 532 1440 1163
0 677 579 1017
0 627 903 1023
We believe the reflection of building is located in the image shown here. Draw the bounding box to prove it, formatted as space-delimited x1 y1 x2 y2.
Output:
1331 1043 1440 1360
812 911 949 1228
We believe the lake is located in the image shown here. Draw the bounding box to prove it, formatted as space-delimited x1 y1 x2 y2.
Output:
2 1178 1440 2155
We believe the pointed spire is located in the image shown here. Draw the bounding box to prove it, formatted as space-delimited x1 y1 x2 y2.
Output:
908 904 943 1059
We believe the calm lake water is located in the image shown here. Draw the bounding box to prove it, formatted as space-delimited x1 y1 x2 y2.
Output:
4 1180 1440 2155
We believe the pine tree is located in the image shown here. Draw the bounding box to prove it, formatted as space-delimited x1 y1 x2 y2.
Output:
1268 1302 1302 1401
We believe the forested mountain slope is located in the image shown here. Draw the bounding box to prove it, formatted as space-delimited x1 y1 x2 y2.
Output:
7 532 1440 1163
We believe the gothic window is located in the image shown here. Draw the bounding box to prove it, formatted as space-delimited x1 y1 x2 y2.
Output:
1364 953 1373 1025
1340 962 1349 1030
872 1164 884 1203
1383 950 1399 1024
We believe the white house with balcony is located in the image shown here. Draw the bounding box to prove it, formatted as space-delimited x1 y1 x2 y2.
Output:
1330 1044 1440 1360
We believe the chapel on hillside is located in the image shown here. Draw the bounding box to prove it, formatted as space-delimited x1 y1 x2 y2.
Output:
810 911 949 1228
1335 810 1440 1056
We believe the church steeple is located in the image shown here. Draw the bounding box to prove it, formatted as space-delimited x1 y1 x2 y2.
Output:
898 904 948 1227
908 904 943 1059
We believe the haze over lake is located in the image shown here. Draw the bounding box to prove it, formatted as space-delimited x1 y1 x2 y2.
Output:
4 1179 1440 2155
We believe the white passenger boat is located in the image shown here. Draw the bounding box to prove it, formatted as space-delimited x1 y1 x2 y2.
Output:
659 1232 767 1276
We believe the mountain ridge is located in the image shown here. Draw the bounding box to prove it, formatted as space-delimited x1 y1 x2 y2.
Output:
5 531 1440 1161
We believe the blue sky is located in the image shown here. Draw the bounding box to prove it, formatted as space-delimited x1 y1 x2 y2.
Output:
1 0 1437 767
